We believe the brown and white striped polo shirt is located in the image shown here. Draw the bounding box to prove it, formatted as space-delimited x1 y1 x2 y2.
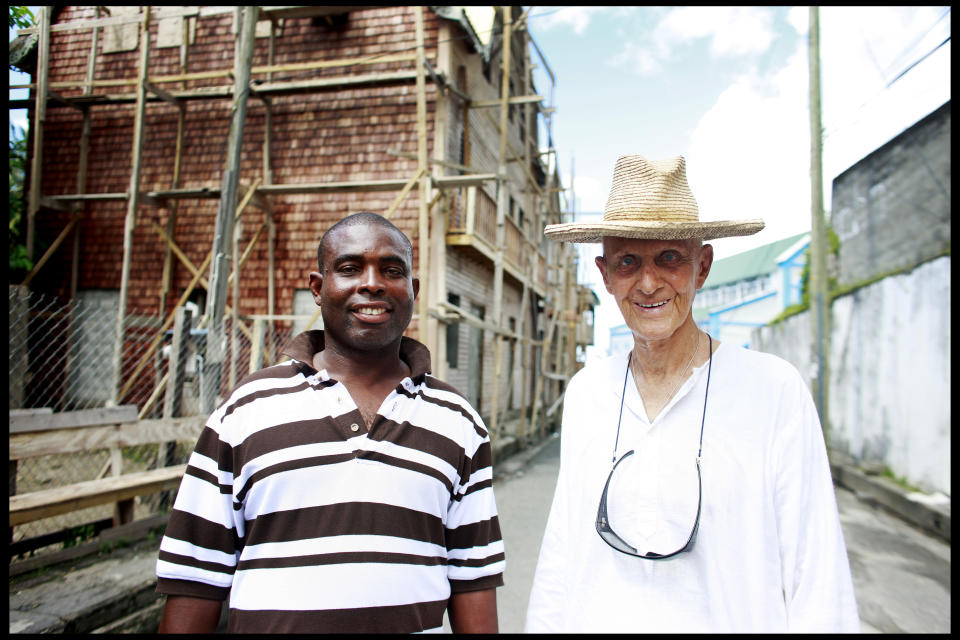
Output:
156 331 504 633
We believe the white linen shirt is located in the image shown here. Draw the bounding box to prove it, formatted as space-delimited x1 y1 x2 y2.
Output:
525 342 859 633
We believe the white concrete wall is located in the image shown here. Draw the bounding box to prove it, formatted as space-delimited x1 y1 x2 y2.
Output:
752 256 950 495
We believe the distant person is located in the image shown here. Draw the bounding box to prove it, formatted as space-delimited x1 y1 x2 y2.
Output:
525 155 859 632
156 212 504 633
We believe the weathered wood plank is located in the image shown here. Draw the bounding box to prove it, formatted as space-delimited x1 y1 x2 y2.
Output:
9 416 206 460
9 465 187 526
9 406 139 434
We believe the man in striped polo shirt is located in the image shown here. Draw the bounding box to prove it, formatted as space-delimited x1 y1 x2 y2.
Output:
156 212 504 633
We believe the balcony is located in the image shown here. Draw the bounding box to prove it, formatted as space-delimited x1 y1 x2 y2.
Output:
446 185 548 295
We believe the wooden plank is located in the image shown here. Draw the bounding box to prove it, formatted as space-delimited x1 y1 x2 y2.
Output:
9 465 187 526
9 406 139 434
9 408 52 417
251 70 419 95
470 94 544 108
9 415 206 460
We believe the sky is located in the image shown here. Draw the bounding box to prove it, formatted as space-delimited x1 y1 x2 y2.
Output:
522 6 951 360
9 6 952 361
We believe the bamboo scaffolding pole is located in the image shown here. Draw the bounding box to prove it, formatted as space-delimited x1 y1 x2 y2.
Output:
71 7 100 299
414 6 432 353
530 307 560 440
160 16 191 317
490 8 514 441
112 6 152 405
264 18 277 366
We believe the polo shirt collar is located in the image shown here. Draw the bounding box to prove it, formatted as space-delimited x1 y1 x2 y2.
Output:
279 330 432 381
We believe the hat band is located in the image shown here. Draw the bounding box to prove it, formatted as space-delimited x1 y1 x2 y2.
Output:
603 207 700 224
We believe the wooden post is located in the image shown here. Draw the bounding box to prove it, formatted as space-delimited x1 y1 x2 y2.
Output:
414 7 433 355
26 6 50 262
71 8 99 300
230 205 242 391
251 318 265 373
808 6 830 431
157 306 190 511
163 307 190 420
112 6 152 405
161 18 190 317
202 6 258 414
265 19 276 365
490 7 514 440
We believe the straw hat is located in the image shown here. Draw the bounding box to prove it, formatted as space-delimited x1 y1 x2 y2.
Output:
544 154 764 242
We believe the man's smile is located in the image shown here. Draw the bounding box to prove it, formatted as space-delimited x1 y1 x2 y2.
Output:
634 298 671 310
349 301 393 323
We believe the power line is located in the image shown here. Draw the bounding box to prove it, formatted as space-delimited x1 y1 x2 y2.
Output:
885 36 950 88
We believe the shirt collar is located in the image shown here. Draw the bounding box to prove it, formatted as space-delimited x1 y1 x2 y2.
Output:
279 330 432 381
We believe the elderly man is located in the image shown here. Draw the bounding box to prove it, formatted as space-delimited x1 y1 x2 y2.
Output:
525 155 859 633
156 212 503 633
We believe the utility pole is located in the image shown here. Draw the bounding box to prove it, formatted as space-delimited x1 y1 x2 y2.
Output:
808 6 830 433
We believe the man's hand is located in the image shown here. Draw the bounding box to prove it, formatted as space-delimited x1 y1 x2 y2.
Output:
448 588 498 633
158 595 223 633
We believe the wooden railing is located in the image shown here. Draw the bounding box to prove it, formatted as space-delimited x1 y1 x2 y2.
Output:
9 407 204 530
446 186 550 292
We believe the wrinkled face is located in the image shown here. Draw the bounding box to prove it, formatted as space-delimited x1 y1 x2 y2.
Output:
309 223 419 353
596 237 713 344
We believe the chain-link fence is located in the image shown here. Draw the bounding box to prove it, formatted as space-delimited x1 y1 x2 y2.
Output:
9 286 307 561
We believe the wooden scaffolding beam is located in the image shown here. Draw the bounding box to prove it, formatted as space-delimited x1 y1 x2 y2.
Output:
112 7 152 405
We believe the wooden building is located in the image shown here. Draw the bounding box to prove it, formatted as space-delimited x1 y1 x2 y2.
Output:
10 6 596 448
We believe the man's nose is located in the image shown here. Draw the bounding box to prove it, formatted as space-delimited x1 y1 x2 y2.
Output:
635 263 661 294
358 265 385 293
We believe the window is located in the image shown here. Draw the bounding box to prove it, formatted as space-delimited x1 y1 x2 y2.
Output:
446 293 461 369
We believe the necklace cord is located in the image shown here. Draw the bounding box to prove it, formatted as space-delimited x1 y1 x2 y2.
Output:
698 334 712 457
613 352 630 464
612 332 713 465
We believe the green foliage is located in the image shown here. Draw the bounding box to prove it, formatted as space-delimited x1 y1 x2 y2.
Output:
9 124 33 278
769 223 839 326
99 537 131 555
9 6 34 30
63 524 97 549
880 465 922 493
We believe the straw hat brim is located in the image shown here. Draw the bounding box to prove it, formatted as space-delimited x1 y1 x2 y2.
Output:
543 219 765 242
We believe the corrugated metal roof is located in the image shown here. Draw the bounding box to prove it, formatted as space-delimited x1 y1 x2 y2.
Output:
702 232 808 290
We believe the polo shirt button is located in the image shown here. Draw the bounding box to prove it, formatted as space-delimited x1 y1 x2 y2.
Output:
350 423 360 432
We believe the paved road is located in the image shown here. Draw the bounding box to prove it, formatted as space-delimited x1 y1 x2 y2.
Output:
485 433 951 633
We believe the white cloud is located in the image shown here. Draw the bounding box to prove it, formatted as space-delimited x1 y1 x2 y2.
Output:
532 6 609 36
610 6 777 75
687 48 811 258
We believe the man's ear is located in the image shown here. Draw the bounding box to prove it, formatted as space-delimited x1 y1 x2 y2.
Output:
595 256 613 294
309 271 323 306
696 244 714 289
411 276 421 300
